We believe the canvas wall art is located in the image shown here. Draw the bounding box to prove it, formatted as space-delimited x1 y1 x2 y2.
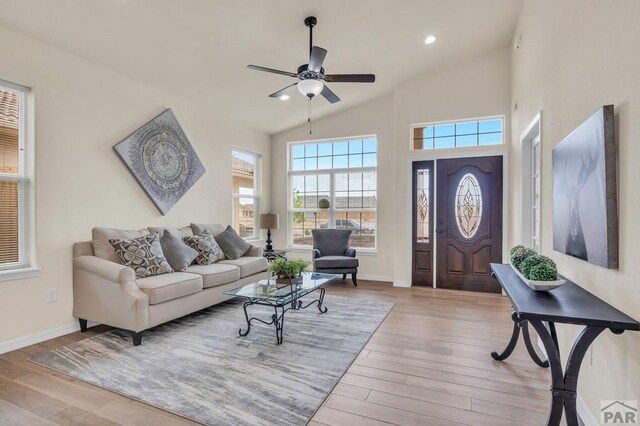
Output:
114 109 205 215
552 105 618 268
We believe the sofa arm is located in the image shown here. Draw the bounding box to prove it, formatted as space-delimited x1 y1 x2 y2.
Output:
345 248 356 257
246 246 263 257
73 255 149 332
312 249 322 261
74 255 135 284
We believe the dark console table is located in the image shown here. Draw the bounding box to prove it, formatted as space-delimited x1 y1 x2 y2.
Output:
490 263 639 426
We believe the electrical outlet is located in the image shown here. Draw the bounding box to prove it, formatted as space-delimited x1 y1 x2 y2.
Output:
46 288 57 303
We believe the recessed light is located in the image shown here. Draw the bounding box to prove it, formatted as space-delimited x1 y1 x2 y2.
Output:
280 95 290 101
424 35 436 45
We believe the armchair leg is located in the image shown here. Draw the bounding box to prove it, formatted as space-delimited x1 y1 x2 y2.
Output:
78 319 88 333
132 332 143 346
351 273 358 287
342 274 346 280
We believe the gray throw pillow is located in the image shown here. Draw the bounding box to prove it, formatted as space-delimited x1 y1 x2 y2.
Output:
182 230 225 265
214 225 252 260
160 230 198 272
109 234 173 279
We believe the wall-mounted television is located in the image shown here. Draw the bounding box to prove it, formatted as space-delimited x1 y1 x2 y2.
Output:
552 105 618 268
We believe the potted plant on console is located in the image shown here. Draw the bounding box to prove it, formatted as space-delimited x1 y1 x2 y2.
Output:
269 258 309 286
509 245 566 291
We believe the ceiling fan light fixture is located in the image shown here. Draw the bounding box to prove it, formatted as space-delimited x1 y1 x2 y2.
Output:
424 35 437 44
297 79 324 97
279 94 290 101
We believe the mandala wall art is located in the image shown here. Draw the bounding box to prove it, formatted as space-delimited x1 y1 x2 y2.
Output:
114 109 205 215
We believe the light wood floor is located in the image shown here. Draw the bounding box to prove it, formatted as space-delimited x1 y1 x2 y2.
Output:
0 281 551 425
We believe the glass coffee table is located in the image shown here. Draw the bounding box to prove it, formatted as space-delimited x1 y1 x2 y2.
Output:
224 272 338 344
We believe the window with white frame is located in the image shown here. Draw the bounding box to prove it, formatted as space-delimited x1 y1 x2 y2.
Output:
289 136 377 249
232 149 259 240
412 117 504 150
0 82 29 271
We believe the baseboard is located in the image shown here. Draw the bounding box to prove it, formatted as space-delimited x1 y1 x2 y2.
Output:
537 335 597 426
0 320 98 355
357 274 394 283
392 280 410 288
577 394 598 426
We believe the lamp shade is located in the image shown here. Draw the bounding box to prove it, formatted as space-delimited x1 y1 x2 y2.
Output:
259 213 279 230
297 79 324 97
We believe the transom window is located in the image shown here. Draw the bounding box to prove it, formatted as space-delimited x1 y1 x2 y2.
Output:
232 149 259 240
412 117 503 150
289 136 377 249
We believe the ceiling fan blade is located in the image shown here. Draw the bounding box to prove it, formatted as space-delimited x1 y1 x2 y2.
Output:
320 85 340 104
324 74 375 83
308 46 327 73
247 65 298 78
268 83 298 98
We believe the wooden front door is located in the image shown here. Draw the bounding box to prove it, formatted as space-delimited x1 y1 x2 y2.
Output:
412 161 434 286
436 156 503 293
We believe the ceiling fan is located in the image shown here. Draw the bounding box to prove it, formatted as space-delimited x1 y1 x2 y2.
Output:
247 16 375 104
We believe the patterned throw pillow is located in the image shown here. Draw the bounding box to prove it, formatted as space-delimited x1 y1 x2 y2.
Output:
109 234 174 279
182 230 225 265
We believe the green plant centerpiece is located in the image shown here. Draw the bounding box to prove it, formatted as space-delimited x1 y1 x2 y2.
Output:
269 258 309 285
509 245 564 290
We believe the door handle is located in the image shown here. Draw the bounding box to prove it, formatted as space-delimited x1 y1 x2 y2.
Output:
436 225 444 234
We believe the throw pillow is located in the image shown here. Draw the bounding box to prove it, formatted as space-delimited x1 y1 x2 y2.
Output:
160 230 198 272
214 225 252 260
182 230 225 265
190 223 225 236
109 234 173 279
92 227 150 263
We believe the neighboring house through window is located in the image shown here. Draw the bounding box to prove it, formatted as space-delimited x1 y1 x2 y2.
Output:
289 136 377 249
232 149 259 239
0 80 31 273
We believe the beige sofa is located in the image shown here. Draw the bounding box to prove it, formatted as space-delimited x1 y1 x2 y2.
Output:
72 224 269 346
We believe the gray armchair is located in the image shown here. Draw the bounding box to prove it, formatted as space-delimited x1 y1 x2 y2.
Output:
311 229 358 286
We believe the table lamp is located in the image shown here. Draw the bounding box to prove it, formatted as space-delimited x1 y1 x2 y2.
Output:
259 213 279 252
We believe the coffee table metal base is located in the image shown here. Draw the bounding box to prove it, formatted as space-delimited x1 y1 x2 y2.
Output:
238 287 327 344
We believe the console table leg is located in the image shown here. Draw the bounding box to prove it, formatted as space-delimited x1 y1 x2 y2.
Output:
491 312 521 361
522 320 550 368
529 320 605 426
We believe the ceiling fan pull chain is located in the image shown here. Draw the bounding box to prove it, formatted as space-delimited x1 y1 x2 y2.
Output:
308 98 312 135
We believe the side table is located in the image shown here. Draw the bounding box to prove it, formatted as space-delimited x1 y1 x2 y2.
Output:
263 249 287 262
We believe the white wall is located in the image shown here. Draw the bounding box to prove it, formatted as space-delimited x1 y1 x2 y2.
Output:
510 0 640 419
0 25 270 347
270 46 512 284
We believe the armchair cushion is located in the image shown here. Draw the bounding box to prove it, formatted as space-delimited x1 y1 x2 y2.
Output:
314 256 359 269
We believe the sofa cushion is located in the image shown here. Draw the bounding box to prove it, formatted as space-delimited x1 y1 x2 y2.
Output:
92 227 149 263
109 234 174 279
214 226 252 260
314 255 359 269
182 230 225 265
137 272 203 305
190 223 225 236
219 256 268 278
186 264 241 288
148 226 193 238
160 230 199 272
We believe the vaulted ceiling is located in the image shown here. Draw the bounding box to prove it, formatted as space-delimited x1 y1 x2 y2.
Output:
0 0 522 134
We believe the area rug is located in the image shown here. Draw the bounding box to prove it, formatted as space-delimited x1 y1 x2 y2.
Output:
30 294 393 426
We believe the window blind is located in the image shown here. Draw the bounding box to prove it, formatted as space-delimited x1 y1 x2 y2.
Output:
0 89 20 265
